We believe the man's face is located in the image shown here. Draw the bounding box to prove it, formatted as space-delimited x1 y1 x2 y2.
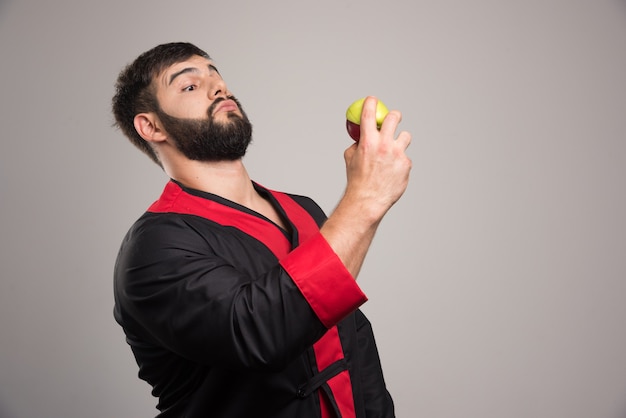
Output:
154 55 252 161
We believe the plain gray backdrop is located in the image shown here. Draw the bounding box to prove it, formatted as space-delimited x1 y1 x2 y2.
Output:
1 0 625 417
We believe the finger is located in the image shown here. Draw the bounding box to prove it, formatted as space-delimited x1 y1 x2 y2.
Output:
359 96 381 138
344 141 357 160
378 109 401 138
395 130 412 150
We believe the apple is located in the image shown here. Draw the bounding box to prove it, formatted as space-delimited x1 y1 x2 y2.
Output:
345 97 390 141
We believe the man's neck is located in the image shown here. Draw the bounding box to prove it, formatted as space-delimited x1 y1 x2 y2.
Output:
165 157 289 230
167 159 257 206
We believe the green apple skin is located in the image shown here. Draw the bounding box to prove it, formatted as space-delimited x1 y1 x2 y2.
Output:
345 98 390 141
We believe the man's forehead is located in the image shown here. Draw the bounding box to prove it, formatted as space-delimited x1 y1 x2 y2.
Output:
158 55 214 85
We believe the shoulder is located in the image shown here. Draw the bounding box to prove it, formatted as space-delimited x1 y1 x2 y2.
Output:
115 212 219 276
121 212 209 249
283 193 327 226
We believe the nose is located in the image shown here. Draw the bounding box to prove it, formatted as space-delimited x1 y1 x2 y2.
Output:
208 78 228 100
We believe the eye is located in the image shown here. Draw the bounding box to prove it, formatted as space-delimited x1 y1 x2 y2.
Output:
182 84 197 92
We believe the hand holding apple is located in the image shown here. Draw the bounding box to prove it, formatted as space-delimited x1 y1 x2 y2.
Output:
345 97 390 141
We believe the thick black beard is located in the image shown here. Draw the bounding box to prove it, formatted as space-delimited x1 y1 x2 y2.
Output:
155 96 253 162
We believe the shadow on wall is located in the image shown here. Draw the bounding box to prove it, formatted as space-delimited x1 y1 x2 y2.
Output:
0 0 13 21
0 400 15 418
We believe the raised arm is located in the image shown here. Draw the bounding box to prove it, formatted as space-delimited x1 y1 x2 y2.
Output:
320 96 412 278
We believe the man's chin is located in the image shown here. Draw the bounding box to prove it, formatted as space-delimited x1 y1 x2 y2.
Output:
211 114 237 126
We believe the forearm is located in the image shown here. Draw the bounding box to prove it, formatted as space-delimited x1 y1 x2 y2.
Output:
320 194 382 279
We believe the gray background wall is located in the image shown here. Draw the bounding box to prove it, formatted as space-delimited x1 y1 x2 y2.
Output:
1 0 625 417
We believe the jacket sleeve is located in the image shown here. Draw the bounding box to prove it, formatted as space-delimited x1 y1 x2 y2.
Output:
114 213 365 372
280 232 368 328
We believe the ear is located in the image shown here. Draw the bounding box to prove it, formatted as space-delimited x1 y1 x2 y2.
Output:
133 112 167 143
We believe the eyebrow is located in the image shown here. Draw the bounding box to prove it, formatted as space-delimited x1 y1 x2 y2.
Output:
167 64 220 86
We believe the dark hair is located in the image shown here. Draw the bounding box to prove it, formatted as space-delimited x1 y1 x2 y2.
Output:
111 42 211 165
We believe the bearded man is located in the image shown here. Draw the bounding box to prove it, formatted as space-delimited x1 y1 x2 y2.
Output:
112 42 411 418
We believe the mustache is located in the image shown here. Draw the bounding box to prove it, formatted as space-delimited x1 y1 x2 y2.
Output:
207 95 240 118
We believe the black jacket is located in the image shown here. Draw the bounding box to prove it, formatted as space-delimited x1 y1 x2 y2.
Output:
114 180 394 417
